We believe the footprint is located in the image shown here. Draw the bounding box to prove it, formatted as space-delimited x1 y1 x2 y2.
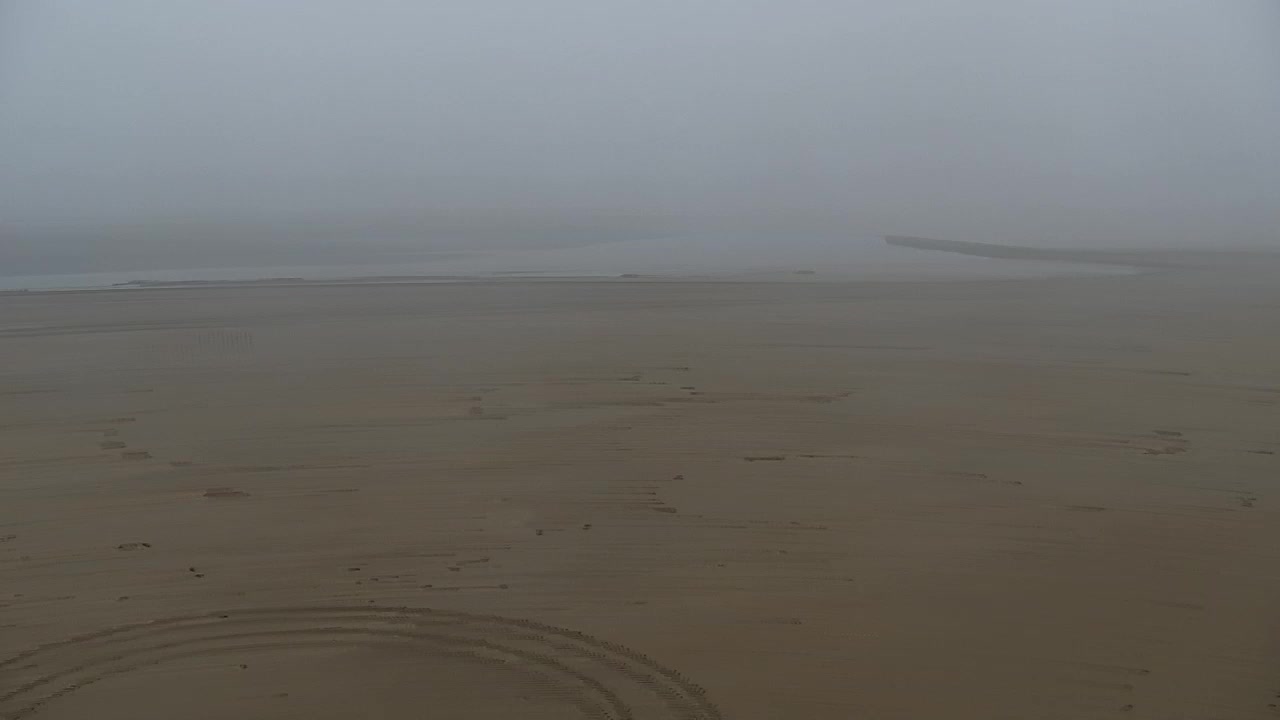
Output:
1142 446 1186 456
99 440 127 450
944 471 990 481
743 456 786 462
116 542 151 551
203 487 250 499
1141 431 1189 456
121 450 152 461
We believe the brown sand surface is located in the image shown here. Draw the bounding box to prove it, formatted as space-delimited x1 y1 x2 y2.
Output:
3 268 1280 718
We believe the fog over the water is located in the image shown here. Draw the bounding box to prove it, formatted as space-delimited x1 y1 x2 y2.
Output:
2 1 1278 277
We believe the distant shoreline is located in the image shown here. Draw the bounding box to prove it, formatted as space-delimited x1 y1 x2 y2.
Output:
885 235 1280 270
11 235 1273 294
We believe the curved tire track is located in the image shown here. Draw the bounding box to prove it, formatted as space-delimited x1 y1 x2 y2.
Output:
0 606 721 720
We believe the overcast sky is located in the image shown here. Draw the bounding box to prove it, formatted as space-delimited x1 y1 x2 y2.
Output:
2 0 1278 272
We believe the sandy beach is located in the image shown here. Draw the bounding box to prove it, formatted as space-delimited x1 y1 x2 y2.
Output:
4 263 1280 718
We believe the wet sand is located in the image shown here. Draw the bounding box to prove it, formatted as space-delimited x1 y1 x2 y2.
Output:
3 267 1280 718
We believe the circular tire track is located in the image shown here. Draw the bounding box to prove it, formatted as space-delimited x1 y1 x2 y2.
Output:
0 607 721 719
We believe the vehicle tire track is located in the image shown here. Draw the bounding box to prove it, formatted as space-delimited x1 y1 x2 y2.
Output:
0 606 721 720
